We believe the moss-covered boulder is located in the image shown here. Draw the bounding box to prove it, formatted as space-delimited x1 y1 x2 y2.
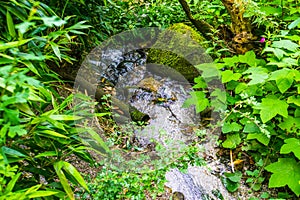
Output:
146 23 211 82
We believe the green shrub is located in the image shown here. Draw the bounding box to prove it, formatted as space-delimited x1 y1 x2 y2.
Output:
0 1 108 199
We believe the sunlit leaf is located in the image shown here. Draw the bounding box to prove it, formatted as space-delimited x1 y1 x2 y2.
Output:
265 158 300 196
280 138 300 159
6 11 16 38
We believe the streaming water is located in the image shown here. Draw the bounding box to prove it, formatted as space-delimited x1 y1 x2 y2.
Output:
94 49 237 200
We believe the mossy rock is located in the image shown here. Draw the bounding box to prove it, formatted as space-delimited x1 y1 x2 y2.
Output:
146 23 211 82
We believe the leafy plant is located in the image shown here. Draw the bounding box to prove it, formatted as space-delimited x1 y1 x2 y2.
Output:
0 1 109 199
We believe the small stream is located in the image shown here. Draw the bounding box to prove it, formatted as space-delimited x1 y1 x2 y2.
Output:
90 49 238 199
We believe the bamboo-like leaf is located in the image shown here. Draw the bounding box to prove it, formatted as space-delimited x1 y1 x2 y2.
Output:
34 151 57 158
0 38 33 51
61 161 89 191
48 115 83 121
21 61 40 76
54 162 74 200
49 41 61 61
28 190 59 198
6 11 16 38
38 130 69 138
5 173 21 193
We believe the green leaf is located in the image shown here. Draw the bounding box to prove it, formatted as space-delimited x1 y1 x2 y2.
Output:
254 96 288 123
5 173 21 193
263 47 287 60
1 146 26 158
221 171 242 192
27 190 58 198
6 11 16 38
38 130 68 138
41 16 66 27
48 114 83 121
9 125 27 137
272 40 299 52
269 68 295 93
193 76 207 89
221 70 241 83
265 158 300 196
222 133 241 149
182 91 209 113
243 67 269 85
67 21 91 30
222 122 242 133
49 42 61 61
242 121 260 133
61 161 89 191
34 151 57 158
54 161 74 200
288 18 300 29
238 51 259 67
0 38 33 51
247 133 270 146
280 138 300 159
278 116 300 132
288 96 300 106
16 21 35 34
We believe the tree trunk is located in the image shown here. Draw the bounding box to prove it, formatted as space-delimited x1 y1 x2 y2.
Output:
221 0 256 53
178 0 257 54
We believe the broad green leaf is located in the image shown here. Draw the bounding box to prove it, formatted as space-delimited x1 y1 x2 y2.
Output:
238 50 259 67
193 76 207 89
67 21 91 30
222 133 241 149
280 138 300 159
278 116 300 132
54 161 74 200
263 47 287 60
243 67 269 85
195 63 220 79
182 91 209 113
41 16 66 27
288 18 300 29
210 88 227 111
61 161 89 191
16 21 35 34
6 11 16 38
222 56 239 66
288 96 300 106
221 70 241 83
9 125 27 137
254 96 288 123
272 40 299 52
269 68 295 93
265 158 300 196
222 122 242 133
247 133 270 146
242 121 260 133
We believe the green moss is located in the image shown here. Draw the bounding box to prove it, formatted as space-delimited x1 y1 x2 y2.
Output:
146 23 210 82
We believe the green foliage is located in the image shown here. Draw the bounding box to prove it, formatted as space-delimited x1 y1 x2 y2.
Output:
0 0 108 199
265 158 300 196
215 29 300 196
221 171 242 192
